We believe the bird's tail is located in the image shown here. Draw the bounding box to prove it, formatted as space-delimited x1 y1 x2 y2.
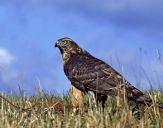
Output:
158 102 163 109
127 85 163 109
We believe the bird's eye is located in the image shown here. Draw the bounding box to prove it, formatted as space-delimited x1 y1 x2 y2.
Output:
63 41 67 45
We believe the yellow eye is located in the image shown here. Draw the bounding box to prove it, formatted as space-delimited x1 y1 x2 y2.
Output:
63 41 67 45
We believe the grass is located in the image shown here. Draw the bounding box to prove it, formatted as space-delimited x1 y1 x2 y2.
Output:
1 51 163 128
0 50 163 128
0 89 163 128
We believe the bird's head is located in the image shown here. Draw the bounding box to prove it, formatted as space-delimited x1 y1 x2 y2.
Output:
55 37 82 54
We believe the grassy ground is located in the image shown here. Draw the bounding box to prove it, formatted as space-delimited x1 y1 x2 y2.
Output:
0 90 163 128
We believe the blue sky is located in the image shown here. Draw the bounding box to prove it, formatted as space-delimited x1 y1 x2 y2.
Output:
0 0 163 95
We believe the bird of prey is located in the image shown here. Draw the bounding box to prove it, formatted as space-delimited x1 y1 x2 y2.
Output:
55 37 163 108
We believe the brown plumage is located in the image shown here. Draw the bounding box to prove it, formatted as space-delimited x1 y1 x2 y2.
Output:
55 37 163 108
71 85 85 113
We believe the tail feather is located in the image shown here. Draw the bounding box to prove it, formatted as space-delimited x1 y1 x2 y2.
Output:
158 103 163 109
127 85 163 109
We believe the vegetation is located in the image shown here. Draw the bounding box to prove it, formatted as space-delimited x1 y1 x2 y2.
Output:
0 50 163 128
0 89 163 128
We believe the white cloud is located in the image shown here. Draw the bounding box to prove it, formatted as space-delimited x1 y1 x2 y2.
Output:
0 48 19 88
0 48 14 66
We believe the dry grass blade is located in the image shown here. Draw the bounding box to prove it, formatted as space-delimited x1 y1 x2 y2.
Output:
0 91 163 128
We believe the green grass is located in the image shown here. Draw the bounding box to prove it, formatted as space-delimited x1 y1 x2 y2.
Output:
0 90 163 128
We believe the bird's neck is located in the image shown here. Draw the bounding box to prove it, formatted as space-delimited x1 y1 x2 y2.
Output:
62 52 71 64
62 48 84 64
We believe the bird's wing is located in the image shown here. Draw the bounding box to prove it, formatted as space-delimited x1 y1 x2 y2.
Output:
65 53 123 94
64 53 152 104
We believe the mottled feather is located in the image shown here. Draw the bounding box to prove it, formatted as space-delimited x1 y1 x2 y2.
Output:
64 51 152 105
55 37 163 108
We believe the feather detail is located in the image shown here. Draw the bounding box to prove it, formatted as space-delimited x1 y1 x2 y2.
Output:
56 37 163 109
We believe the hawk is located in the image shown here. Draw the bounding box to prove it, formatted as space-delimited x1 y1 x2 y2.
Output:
55 37 163 108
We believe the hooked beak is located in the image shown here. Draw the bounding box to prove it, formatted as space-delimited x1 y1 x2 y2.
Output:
55 41 58 48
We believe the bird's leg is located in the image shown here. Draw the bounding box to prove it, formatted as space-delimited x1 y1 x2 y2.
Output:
71 85 85 115
95 93 107 109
